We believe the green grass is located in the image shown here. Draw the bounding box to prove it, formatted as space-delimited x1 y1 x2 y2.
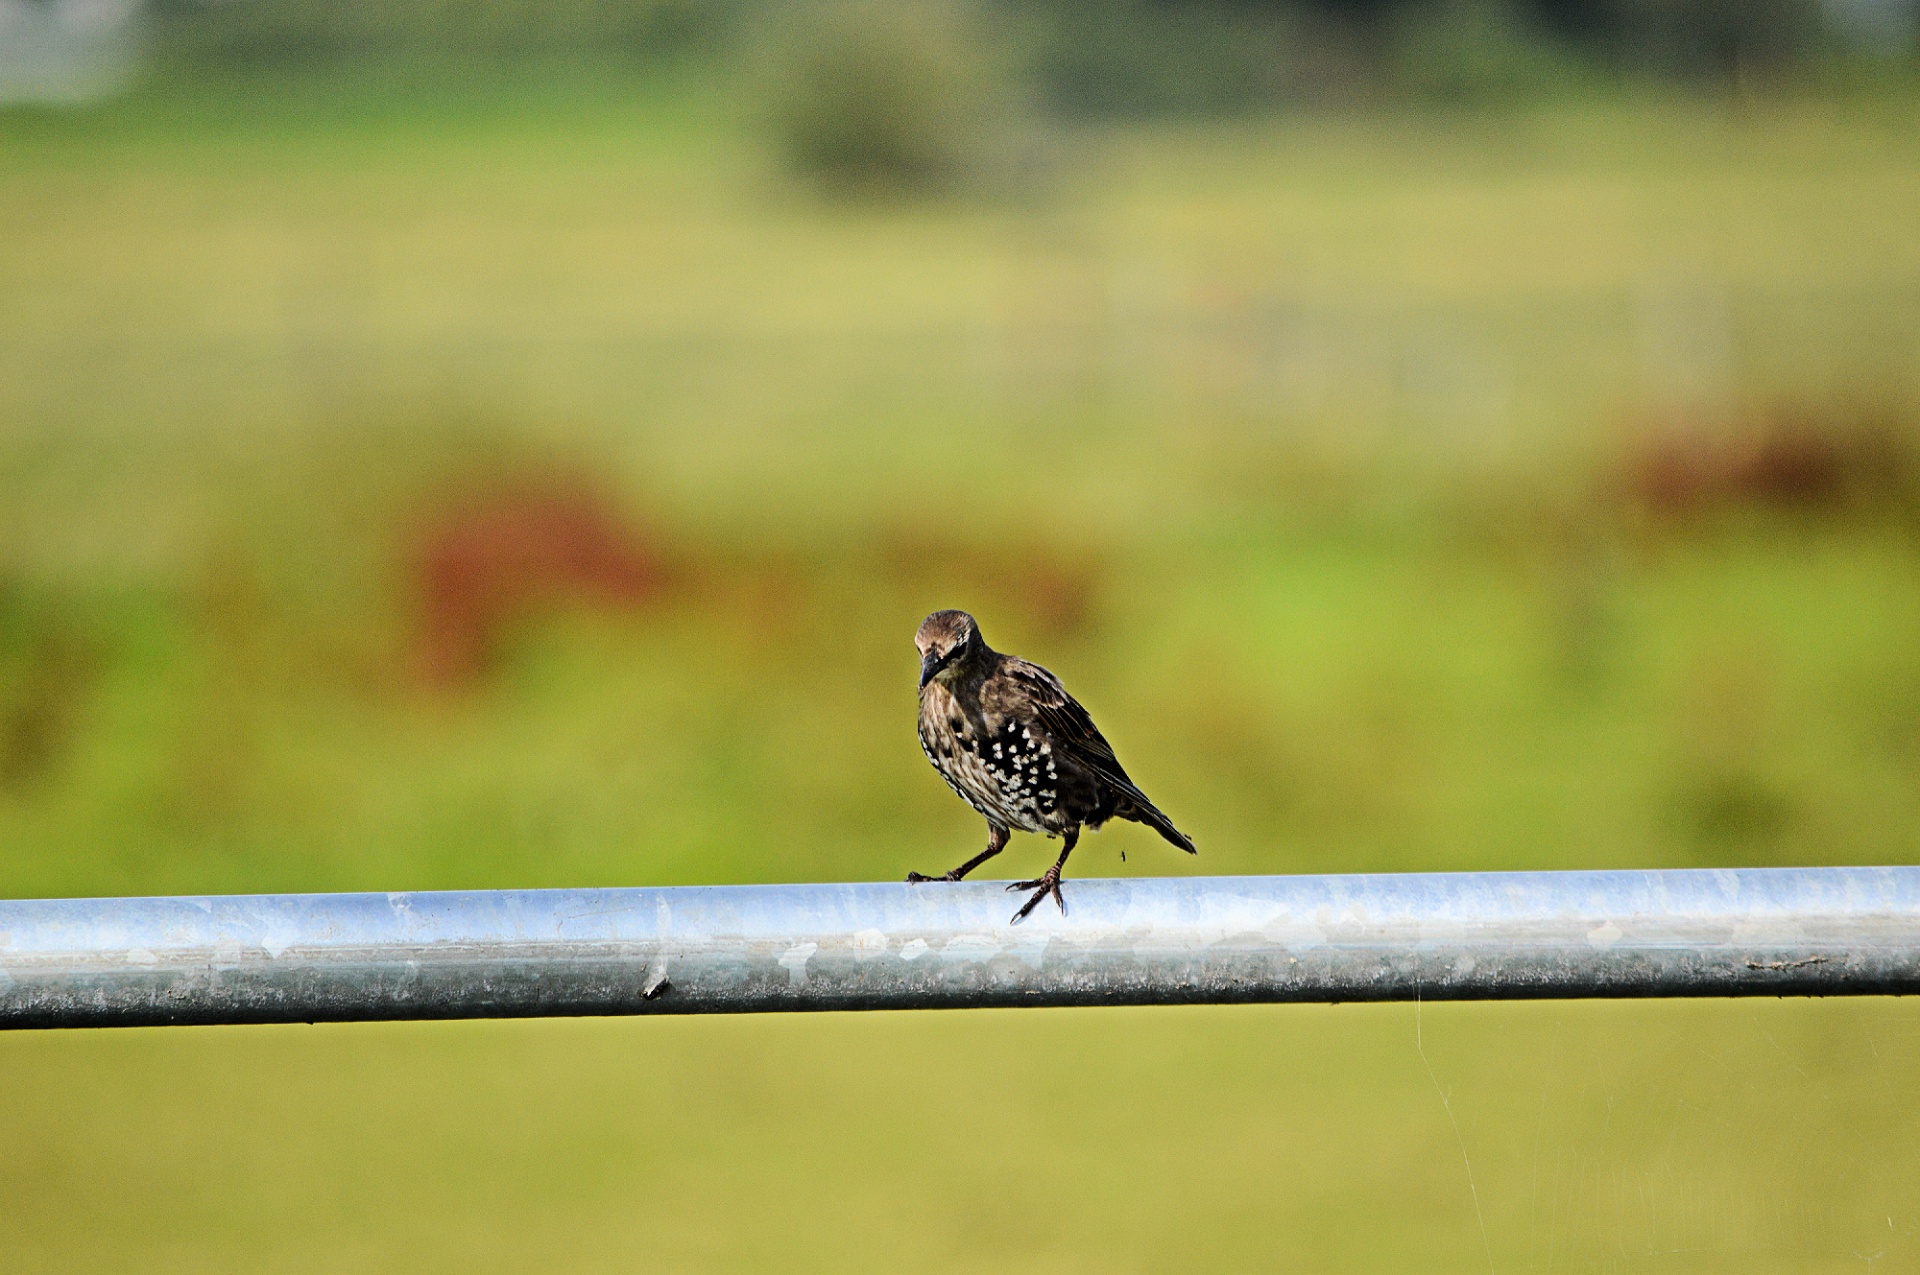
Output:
4 1000 1918 1272
3 70 1920 1270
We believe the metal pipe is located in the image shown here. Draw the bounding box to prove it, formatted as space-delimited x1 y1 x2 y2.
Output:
2 867 1916 1029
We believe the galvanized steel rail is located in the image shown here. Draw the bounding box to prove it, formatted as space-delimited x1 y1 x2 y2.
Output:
2 867 1917 1029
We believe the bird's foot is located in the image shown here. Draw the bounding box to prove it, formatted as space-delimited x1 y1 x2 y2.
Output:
906 870 960 884
1006 869 1065 922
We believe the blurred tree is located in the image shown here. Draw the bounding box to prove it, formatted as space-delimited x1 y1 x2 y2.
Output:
136 0 1916 105
147 0 730 65
1540 0 1830 77
1389 0 1594 101
755 0 1018 191
1012 0 1361 116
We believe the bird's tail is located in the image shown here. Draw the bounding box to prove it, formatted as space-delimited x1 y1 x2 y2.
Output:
1119 798 1196 855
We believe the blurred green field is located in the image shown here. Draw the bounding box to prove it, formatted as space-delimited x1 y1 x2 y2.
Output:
3 72 1920 1270
5 1001 1919 1273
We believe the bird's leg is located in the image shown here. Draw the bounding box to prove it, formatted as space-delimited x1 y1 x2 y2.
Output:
908 824 1010 884
1008 828 1078 922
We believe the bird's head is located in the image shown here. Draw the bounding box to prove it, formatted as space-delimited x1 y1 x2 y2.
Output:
916 609 985 689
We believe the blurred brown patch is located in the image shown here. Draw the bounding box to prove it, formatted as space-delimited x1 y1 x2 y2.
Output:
411 481 667 686
670 543 819 651
882 532 1104 642
1673 766 1797 855
0 588 98 790
1619 402 1916 519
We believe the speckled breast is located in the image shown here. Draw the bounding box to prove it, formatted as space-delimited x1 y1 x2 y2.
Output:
918 689 1065 835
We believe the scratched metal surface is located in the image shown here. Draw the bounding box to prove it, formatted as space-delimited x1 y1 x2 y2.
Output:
1 867 1917 1028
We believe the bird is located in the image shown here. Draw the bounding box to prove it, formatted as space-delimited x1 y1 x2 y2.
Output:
908 609 1195 922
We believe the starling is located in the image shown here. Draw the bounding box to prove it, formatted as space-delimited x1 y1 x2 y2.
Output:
908 609 1195 922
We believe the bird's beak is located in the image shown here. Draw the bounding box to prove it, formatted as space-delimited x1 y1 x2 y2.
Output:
919 650 942 689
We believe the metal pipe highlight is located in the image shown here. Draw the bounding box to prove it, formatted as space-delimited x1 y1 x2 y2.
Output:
2 867 1917 1029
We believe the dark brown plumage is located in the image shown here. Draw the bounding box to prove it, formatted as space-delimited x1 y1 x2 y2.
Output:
908 609 1195 922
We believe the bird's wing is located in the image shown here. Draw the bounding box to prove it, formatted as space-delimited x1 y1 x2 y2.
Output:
999 659 1146 800
998 657 1197 854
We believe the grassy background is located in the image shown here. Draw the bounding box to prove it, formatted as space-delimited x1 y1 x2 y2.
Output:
3 71 1920 1269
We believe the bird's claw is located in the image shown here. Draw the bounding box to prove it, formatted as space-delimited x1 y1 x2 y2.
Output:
1007 873 1065 923
907 870 963 884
